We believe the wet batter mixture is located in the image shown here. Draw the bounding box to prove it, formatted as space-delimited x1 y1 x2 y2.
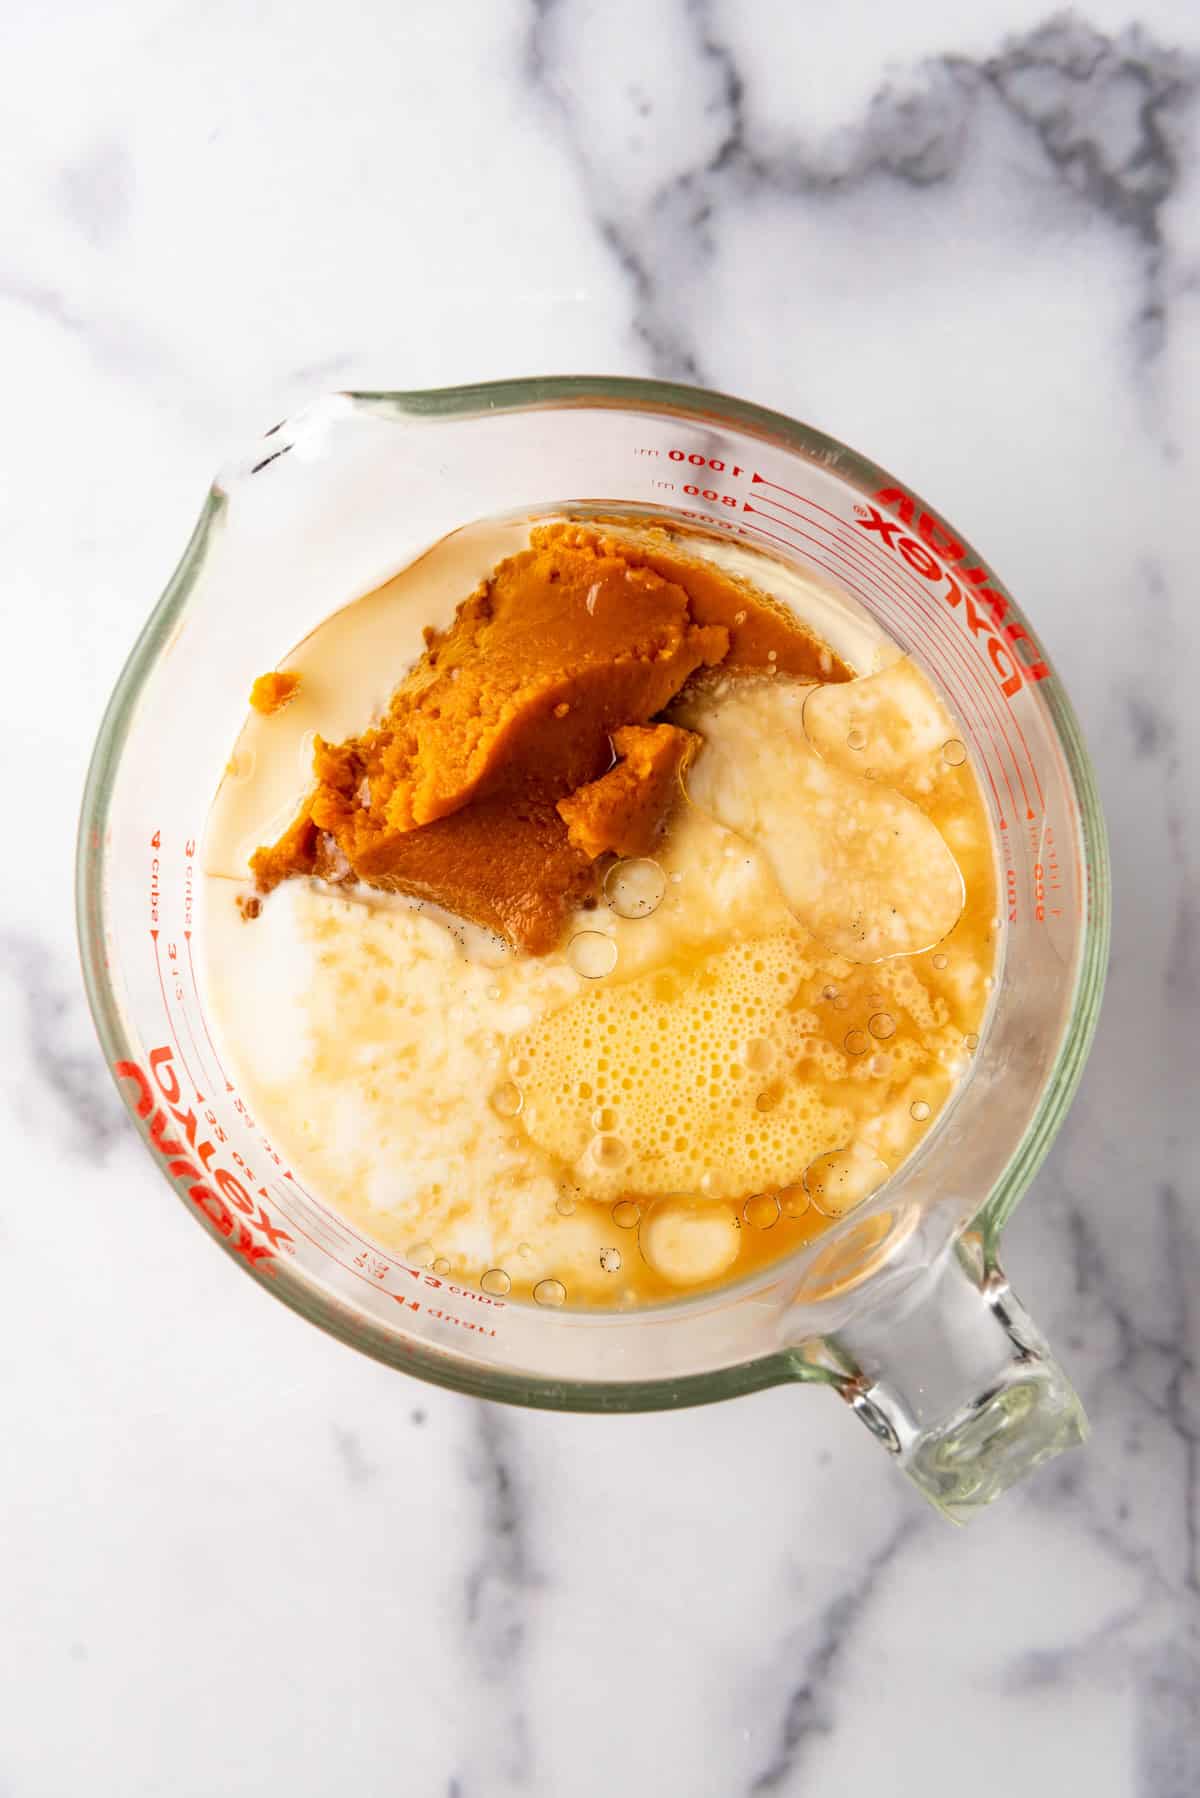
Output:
202 518 998 1306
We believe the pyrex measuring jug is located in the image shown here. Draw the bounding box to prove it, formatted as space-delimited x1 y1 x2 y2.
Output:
77 378 1109 1520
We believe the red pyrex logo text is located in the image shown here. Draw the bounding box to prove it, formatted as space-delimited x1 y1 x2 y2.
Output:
860 487 1049 699
115 1046 292 1270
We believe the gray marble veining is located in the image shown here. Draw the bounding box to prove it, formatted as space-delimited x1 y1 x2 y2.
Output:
530 11 1199 379
3 1 1199 1793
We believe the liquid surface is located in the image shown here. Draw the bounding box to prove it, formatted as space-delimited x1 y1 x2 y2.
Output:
245 523 848 951
202 518 998 1307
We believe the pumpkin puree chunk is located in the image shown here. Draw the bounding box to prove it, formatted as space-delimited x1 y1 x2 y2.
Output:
250 524 846 952
557 723 698 861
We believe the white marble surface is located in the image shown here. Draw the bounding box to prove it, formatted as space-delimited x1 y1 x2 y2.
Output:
4 1 1199 1792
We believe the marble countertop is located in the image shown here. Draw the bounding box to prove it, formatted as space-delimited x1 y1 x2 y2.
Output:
5 2 1199 1793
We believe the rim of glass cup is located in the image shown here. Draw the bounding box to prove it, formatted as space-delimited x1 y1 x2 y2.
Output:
76 375 1111 1413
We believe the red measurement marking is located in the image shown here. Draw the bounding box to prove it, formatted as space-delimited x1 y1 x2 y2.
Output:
115 1048 290 1271
748 489 1029 823
282 1165 344 1218
747 491 1034 831
846 520 1036 822
753 471 1046 816
741 500 948 657
257 1183 397 1299
353 1250 392 1281
263 1179 496 1327
271 1179 501 1321
273 1177 354 1251
281 1168 416 1261
178 1005 213 1108
185 931 235 1093
149 930 206 1100
739 514 1012 830
859 489 1046 812
834 518 1025 824
747 493 893 592
752 471 813 505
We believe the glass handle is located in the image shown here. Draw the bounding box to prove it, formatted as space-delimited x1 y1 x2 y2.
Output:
821 1233 1088 1522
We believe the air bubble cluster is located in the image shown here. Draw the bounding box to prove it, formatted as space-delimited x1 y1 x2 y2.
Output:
512 932 850 1196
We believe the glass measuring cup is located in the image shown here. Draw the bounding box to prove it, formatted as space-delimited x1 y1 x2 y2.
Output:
76 378 1109 1520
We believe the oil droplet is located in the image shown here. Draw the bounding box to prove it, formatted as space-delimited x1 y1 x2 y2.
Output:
803 1144 890 1218
754 1088 778 1113
942 738 967 767
555 1195 576 1217
568 930 618 979
517 1242 532 1259
590 1133 629 1172
833 995 851 1012
407 1240 435 1268
481 1268 511 1296
740 1035 775 1074
822 984 838 1001
591 1106 618 1132
433 1257 451 1275
744 1192 781 1230
612 1199 641 1229
932 953 949 970
779 1182 810 1219
599 1247 622 1273
868 1012 896 1040
846 726 867 751
490 1082 523 1118
534 1278 566 1307
605 858 666 919
964 1032 980 1050
910 1100 931 1122
844 1029 869 1056
639 1197 741 1285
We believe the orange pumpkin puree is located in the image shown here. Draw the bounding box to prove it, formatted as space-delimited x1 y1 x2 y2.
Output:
250 524 849 952
557 723 698 861
248 670 302 714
